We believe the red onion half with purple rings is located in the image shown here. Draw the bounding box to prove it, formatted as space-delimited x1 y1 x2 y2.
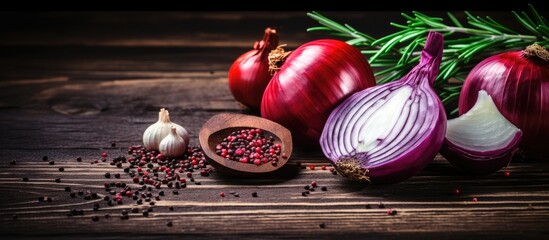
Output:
319 31 446 184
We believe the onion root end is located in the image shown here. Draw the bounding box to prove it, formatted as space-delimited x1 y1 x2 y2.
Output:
335 158 370 183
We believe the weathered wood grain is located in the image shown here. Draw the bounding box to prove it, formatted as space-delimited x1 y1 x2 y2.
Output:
0 12 548 239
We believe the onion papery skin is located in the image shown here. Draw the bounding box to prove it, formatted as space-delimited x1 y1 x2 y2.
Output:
261 39 375 147
459 46 549 159
319 32 446 184
228 28 278 110
442 91 522 174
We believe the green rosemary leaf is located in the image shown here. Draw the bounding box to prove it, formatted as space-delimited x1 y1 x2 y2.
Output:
401 12 415 22
441 92 460 105
538 25 549 38
468 21 502 34
346 38 367 46
399 30 427 43
361 50 382 55
485 16 518 34
397 40 420 65
371 29 411 46
464 11 480 24
413 12 446 28
307 12 352 34
442 61 459 81
529 4 548 26
389 22 411 30
306 26 333 32
447 12 463 28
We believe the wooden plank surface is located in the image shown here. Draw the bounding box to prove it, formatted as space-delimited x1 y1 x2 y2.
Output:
1 12 549 239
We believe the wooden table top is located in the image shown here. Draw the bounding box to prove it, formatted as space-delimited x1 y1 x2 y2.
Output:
0 12 548 239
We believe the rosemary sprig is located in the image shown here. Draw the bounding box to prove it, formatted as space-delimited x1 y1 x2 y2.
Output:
307 4 548 116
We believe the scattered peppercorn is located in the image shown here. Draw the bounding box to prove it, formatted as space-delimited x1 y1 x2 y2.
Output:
9 160 16 165
302 192 308 197
172 190 179 195
167 221 173 227
111 141 116 147
252 192 258 197
378 203 385 208
76 157 82 162
22 177 29 182
91 215 99 222
114 173 120 178
49 161 55 165
64 186 71 192
319 223 326 228
320 186 328 191
387 209 397 216
169 206 174 211
104 172 111 178
365 204 371 209
42 156 48 161
54 178 61 183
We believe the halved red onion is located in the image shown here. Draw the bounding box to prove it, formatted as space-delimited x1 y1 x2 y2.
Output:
319 32 446 184
441 90 522 174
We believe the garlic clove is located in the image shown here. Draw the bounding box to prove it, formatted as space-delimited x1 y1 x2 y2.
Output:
159 126 187 158
143 108 190 151
164 110 190 147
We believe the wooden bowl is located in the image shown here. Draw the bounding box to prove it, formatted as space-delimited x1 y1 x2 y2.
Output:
199 113 293 177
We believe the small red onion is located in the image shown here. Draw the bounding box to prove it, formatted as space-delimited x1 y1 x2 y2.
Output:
441 90 522 174
228 28 278 110
459 44 549 159
261 39 376 147
320 32 446 184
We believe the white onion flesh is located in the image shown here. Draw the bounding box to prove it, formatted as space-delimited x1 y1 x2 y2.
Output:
446 91 521 152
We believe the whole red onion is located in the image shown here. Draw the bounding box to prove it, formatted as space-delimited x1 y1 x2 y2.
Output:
228 28 278 110
459 44 549 159
261 39 376 147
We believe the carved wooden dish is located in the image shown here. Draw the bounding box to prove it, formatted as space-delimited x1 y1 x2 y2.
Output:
199 113 293 177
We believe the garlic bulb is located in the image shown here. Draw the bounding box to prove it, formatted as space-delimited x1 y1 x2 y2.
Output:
143 108 189 150
159 127 187 157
